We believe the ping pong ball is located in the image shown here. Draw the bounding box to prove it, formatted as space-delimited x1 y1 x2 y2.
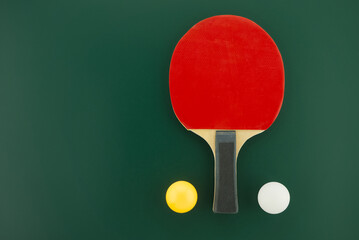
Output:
258 182 290 214
166 181 197 213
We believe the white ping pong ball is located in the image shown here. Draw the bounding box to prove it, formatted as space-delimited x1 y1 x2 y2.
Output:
258 182 290 214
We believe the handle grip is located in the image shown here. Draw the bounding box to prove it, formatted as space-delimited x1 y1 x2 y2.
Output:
213 131 238 214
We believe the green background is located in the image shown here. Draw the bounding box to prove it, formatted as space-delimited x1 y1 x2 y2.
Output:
1 0 358 239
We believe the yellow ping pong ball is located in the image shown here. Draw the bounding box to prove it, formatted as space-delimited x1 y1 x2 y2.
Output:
166 181 197 213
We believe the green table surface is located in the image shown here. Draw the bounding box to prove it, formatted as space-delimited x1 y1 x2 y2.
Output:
1 0 359 239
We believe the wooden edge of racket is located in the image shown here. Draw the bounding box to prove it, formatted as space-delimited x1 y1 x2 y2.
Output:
190 129 264 157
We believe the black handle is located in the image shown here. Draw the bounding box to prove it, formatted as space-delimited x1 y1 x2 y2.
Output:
213 131 238 214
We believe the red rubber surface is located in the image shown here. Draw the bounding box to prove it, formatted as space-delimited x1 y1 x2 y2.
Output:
169 15 284 130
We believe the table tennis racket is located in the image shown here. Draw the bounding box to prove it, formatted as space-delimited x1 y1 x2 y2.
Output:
169 15 284 213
